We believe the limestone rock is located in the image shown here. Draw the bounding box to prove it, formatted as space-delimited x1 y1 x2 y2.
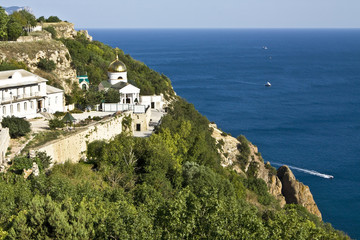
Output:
0 40 77 94
43 22 77 39
78 30 93 41
268 174 286 207
17 31 52 42
277 165 322 219
210 124 285 203
23 168 33 179
32 162 40 177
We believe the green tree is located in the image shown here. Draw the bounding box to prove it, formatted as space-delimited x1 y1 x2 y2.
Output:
0 7 9 40
37 58 56 72
104 88 120 103
49 118 65 130
43 26 57 38
6 20 23 41
37 16 45 22
1 116 31 138
46 16 61 23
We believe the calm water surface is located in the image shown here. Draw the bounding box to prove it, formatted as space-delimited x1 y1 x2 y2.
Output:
88 29 360 239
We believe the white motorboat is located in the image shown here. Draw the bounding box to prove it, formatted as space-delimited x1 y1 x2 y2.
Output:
265 82 271 87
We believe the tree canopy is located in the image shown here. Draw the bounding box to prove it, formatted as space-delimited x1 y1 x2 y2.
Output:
0 98 348 239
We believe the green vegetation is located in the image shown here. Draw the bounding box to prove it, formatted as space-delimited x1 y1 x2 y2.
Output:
49 118 65 130
43 26 57 38
61 34 174 98
37 58 56 72
236 134 251 170
0 8 37 41
0 59 29 71
0 98 348 239
104 88 120 103
44 16 62 23
1 116 31 138
22 131 67 153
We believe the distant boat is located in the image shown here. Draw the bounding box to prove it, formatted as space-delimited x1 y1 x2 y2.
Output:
263 46 268 50
265 82 271 87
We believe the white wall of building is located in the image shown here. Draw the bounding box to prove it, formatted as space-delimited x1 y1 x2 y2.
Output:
140 95 164 110
108 72 127 85
1 100 39 119
46 92 64 113
0 70 64 119
0 127 10 165
119 85 140 104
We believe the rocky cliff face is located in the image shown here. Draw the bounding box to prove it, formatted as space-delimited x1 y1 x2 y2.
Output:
0 40 77 93
42 22 77 39
210 123 322 218
277 166 322 219
42 22 93 41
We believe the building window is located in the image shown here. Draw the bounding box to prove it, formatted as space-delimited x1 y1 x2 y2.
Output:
24 102 27 111
17 103 20 112
55 96 58 104
10 105 13 114
38 85 41 92
31 101 34 109
2 106 5 115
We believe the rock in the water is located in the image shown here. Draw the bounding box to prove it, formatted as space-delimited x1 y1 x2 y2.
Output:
277 165 322 219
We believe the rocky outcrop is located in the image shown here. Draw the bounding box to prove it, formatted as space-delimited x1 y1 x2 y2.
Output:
17 31 52 42
78 30 93 41
210 123 322 217
42 22 93 41
43 22 77 39
210 123 286 206
277 166 322 219
0 40 77 93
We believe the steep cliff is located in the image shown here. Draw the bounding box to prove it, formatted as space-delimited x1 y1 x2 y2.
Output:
277 165 322 219
42 22 77 39
210 123 322 218
43 22 93 41
0 40 77 93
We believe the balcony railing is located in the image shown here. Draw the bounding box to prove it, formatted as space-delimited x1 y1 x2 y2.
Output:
0 92 41 104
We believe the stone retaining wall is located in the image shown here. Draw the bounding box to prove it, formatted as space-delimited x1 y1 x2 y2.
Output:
36 115 123 164
0 128 10 164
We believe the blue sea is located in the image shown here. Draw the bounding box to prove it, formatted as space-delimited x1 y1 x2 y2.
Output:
88 28 360 239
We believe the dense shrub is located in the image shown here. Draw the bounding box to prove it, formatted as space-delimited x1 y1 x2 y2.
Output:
104 88 120 103
236 135 251 169
49 118 65 130
53 111 65 118
0 60 30 71
43 26 57 38
37 58 56 72
46 16 61 23
1 116 31 138
9 156 33 172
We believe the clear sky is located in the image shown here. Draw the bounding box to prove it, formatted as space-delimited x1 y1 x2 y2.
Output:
1 0 360 29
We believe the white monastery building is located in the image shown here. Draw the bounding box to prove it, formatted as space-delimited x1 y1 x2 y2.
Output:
0 69 64 120
99 56 164 112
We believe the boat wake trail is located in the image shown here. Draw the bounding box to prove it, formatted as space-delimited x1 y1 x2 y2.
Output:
272 162 334 179
236 81 262 86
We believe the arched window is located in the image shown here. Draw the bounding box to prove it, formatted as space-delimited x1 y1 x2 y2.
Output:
31 101 34 109
82 84 87 90
3 106 6 115
24 102 27 111
10 105 13 114
17 103 20 112
118 76 123 80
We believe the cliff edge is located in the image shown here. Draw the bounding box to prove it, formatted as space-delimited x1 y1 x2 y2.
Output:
210 123 322 219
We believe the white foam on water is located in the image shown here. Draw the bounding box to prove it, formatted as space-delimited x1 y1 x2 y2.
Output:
272 162 334 179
